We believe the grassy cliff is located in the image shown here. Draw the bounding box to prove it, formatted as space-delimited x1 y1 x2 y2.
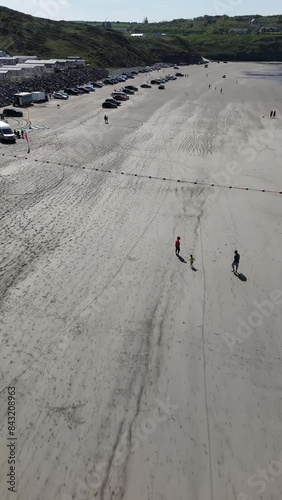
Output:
0 7 201 67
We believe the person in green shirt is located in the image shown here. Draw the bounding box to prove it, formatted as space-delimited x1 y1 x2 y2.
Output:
189 255 195 269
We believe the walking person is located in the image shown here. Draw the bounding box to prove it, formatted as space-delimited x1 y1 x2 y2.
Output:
175 236 181 256
232 250 240 274
273 110 276 118
270 110 273 118
104 114 108 124
189 254 195 269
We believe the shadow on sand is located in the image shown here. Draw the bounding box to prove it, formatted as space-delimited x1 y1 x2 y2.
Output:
191 266 198 272
235 272 247 282
176 255 187 263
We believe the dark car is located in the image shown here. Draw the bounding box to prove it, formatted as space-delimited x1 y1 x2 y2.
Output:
150 80 158 85
111 93 128 101
3 108 23 117
175 72 184 77
140 83 152 88
105 98 121 106
158 85 165 90
64 88 79 95
102 101 117 109
91 82 103 88
77 87 90 93
174 66 179 69
124 85 138 91
73 87 84 94
120 88 134 95
222 75 226 78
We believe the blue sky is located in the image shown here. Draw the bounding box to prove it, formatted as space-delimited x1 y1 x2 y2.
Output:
2 0 282 22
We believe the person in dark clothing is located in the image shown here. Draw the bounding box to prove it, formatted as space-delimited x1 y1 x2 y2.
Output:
273 110 276 118
270 110 273 118
175 236 181 255
232 250 240 273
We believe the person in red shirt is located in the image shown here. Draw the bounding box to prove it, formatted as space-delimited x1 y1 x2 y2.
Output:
175 236 181 255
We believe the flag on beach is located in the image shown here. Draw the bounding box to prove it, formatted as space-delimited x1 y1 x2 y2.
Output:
24 131 30 154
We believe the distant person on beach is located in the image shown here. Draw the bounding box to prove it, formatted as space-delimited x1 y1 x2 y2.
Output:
57 104 60 109
270 110 273 118
209 84 211 88
232 250 240 273
175 237 181 255
104 115 108 124
273 110 276 118
189 255 195 269
220 88 223 93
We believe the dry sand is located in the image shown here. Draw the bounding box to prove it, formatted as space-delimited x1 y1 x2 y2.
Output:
0 62 282 500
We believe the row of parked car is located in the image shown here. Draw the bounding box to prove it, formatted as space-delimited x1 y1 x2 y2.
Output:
52 66 167 99
52 64 182 102
101 72 180 109
53 82 103 99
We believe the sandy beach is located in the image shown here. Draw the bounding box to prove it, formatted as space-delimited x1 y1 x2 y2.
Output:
1 61 282 500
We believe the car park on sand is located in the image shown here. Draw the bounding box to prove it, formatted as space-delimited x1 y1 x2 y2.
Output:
3 108 23 117
140 84 152 88
105 98 121 106
102 101 117 109
111 93 129 101
53 92 69 99
124 85 138 92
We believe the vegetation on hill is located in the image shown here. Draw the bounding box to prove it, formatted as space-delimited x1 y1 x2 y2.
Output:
80 14 282 62
85 15 282 36
0 7 201 68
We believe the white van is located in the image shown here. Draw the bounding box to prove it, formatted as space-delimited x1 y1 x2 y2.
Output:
0 120 16 143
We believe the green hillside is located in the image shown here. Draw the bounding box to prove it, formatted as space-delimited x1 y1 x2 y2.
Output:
0 7 201 68
80 14 282 62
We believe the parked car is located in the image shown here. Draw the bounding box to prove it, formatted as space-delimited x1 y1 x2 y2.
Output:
77 87 90 93
3 108 23 117
111 93 129 101
91 82 103 88
85 85 95 91
158 85 165 90
105 98 121 106
175 72 184 77
103 79 114 85
0 120 16 143
150 80 158 85
53 92 68 99
174 66 179 69
64 88 79 95
119 88 134 95
102 101 117 109
140 83 152 88
72 87 84 94
124 85 138 91
222 75 226 78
